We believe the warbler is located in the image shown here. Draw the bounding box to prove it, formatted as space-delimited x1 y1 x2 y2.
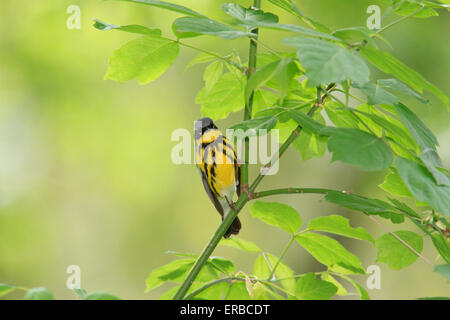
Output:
194 117 241 238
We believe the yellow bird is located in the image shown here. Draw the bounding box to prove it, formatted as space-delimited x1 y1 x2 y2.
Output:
194 117 241 238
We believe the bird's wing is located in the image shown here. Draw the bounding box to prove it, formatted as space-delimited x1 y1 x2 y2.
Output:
235 162 241 197
198 168 224 217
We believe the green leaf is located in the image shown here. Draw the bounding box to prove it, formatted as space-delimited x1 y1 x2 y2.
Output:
272 60 300 101
320 272 347 296
105 36 179 85
166 282 227 300
420 149 450 187
430 233 450 263
375 231 423 270
24 287 54 300
173 17 254 39
221 3 279 26
245 60 280 103
293 129 327 161
245 58 297 103
209 256 235 274
249 201 302 234
394 103 449 186
219 237 261 252
292 112 327 160
283 37 369 86
395 157 450 216
339 275 370 300
307 214 374 243
288 109 325 134
422 1 450 8
434 264 450 282
324 190 404 223
196 282 228 300
296 273 337 300
360 47 448 105
166 250 197 258
185 53 217 72
274 119 298 143
378 79 429 104
324 101 360 128
267 0 331 33
353 81 398 105
230 116 278 137
332 26 378 47
226 282 251 300
379 168 413 198
295 232 365 274
0 284 16 297
82 292 121 300
351 280 370 300
110 0 205 18
354 107 418 151
197 72 245 120
145 259 195 292
253 253 296 295
252 89 279 115
203 60 223 94
256 22 337 41
92 19 162 36
394 2 438 18
320 127 393 171
388 197 422 219
394 103 438 152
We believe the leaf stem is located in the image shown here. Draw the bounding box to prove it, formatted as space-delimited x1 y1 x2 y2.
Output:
268 236 295 280
176 39 244 71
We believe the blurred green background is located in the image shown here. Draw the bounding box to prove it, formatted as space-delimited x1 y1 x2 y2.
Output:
0 0 449 300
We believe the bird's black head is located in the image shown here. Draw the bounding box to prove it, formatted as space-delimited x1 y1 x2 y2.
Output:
194 117 218 139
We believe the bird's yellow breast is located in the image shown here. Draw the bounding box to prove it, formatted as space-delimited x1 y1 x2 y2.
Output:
195 129 237 198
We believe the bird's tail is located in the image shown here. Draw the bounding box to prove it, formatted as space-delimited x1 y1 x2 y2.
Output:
223 216 241 238
221 196 241 238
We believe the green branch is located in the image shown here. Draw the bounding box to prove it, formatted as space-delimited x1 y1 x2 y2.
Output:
254 187 332 199
241 0 262 188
